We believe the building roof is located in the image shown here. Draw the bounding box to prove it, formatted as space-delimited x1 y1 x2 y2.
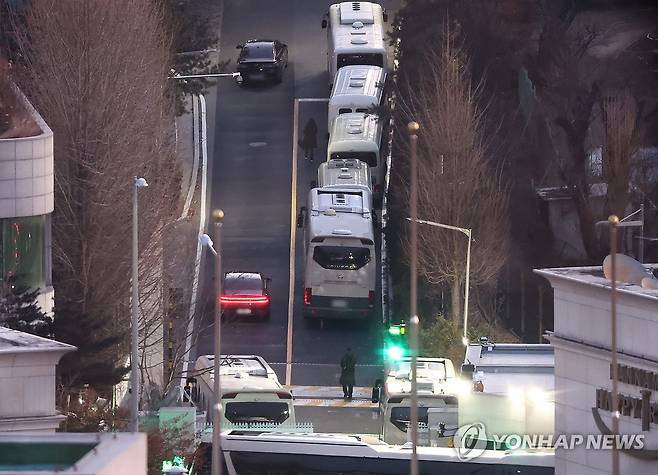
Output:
0 432 145 474
534 264 658 303
463 342 554 394
0 327 76 355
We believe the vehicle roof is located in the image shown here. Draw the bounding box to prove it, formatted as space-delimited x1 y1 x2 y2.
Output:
336 2 377 24
225 272 263 281
463 342 554 394
245 39 276 45
329 3 386 53
194 354 283 393
318 159 372 190
239 41 275 62
329 113 382 149
330 66 385 103
222 431 555 466
307 188 374 242
464 343 554 368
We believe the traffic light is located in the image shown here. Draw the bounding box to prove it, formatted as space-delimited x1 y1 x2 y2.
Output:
384 323 408 362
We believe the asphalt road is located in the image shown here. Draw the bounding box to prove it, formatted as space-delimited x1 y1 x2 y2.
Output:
197 0 400 389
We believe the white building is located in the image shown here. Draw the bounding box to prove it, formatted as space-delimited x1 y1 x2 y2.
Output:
0 432 146 474
0 326 75 432
536 264 658 475
0 83 55 314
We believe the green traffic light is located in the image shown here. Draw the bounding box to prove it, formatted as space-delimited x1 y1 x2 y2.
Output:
388 326 401 336
386 345 405 361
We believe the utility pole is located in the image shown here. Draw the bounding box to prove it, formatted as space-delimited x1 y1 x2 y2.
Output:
408 121 420 475
609 215 620 475
211 210 224 475
131 177 148 432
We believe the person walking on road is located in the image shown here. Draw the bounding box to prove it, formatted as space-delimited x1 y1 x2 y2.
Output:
301 118 318 161
340 347 356 399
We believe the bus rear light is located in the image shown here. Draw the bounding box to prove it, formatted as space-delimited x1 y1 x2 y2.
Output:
368 290 375 307
304 288 312 305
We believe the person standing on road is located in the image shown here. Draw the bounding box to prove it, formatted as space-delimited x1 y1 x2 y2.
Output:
340 347 356 399
301 118 318 161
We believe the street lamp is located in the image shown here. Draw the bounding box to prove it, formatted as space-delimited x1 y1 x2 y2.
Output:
201 209 225 475
405 218 472 346
597 215 621 475
131 176 148 432
408 121 420 475
170 71 243 82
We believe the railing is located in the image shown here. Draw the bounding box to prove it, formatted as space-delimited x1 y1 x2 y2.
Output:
222 421 315 433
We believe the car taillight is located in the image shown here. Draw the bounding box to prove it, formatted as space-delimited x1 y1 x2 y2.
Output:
220 295 269 304
304 288 312 305
368 290 375 307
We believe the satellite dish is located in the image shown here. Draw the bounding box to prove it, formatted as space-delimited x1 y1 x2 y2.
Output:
602 253 657 287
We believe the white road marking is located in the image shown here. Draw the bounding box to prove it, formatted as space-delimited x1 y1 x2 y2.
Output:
286 97 330 386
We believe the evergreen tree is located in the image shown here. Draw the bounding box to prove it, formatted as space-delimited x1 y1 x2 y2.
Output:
0 276 53 338
53 298 130 391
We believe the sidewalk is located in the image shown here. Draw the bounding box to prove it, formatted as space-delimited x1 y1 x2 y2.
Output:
161 94 203 393
289 386 376 408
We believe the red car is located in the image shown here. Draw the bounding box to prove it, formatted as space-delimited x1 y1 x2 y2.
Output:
221 272 271 319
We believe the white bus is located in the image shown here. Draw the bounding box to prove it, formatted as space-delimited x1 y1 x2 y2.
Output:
322 2 388 86
300 187 376 320
328 65 386 127
210 431 555 474
191 354 295 428
328 112 386 200
374 358 462 445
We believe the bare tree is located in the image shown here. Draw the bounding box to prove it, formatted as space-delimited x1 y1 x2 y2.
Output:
529 9 603 261
396 26 510 324
12 0 182 393
598 90 643 217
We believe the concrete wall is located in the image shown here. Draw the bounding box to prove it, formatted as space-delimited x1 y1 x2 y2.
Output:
0 351 60 418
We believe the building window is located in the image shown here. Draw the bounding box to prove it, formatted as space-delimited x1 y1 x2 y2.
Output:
0 215 46 290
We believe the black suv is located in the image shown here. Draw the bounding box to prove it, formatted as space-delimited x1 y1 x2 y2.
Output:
236 39 288 85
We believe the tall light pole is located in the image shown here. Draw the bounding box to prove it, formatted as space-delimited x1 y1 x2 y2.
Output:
202 209 224 475
408 121 420 475
608 215 620 475
131 176 148 432
405 218 472 345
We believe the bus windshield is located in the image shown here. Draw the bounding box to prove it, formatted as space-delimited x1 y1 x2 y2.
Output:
313 246 371 270
330 151 377 167
390 406 429 432
337 53 384 69
224 402 290 425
